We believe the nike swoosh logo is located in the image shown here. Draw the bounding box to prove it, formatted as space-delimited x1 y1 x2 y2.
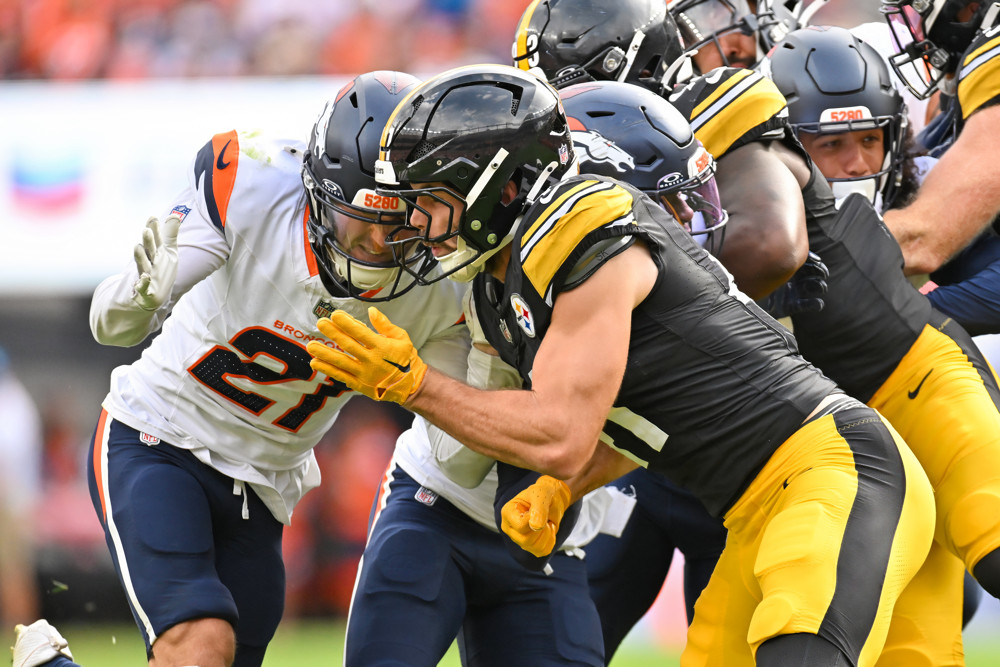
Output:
217 139 232 169
384 359 411 373
908 368 934 399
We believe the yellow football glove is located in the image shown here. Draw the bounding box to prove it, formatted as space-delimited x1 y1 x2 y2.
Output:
307 306 428 405
500 475 572 558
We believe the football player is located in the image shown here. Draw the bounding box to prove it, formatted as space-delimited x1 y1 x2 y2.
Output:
512 3 825 660
667 0 808 71
762 20 1000 648
308 63 935 667
557 79 731 662
522 4 1000 664
879 0 1000 274
80 71 472 667
670 59 1000 664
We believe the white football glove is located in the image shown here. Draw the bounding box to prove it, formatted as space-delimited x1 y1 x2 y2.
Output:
131 214 181 311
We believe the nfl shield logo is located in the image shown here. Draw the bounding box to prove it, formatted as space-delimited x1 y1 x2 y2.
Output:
313 300 336 319
499 318 513 343
511 294 535 338
558 144 569 165
415 486 438 506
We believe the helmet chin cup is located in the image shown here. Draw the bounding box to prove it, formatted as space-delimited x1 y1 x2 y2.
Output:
331 249 402 291
303 70 422 301
437 233 514 283
831 177 879 204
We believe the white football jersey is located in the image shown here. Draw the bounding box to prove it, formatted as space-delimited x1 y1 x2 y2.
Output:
92 131 468 525
392 418 636 552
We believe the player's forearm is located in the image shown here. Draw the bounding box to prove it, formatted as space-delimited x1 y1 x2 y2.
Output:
886 111 1000 274
405 367 598 479
885 205 986 276
562 440 639 502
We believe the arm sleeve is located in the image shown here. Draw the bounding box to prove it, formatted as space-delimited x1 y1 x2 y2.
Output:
89 189 229 347
926 261 1000 336
427 289 522 488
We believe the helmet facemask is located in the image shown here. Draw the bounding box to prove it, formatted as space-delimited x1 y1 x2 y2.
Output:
648 146 728 255
882 1 953 99
301 71 430 301
376 66 576 284
303 161 429 299
670 0 762 69
881 0 997 99
792 115 906 207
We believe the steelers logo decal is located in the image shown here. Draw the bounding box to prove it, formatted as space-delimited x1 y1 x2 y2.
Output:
511 294 535 338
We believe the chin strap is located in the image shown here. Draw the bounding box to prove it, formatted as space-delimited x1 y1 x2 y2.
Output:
984 2 1000 31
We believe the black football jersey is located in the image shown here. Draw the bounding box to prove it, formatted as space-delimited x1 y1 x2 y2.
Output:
670 67 935 402
473 174 836 515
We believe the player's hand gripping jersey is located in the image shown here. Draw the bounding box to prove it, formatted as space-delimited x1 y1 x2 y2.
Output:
90 131 468 525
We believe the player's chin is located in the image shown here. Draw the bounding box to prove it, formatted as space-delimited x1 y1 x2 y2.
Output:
430 245 453 258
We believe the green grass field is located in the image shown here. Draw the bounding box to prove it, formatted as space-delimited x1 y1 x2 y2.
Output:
6 619 681 666
11 616 1000 666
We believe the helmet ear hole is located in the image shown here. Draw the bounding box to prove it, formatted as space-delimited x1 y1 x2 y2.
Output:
408 140 438 162
506 168 526 204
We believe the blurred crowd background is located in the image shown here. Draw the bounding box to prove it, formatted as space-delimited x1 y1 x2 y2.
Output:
0 0 524 80
0 0 882 642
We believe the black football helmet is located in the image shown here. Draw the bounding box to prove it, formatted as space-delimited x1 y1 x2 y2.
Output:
763 26 908 206
667 0 806 70
881 0 999 99
560 80 727 254
511 0 685 91
301 70 431 301
375 64 576 283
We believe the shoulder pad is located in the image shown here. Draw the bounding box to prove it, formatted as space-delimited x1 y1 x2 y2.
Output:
667 68 789 158
193 130 241 232
519 178 636 297
958 27 1000 120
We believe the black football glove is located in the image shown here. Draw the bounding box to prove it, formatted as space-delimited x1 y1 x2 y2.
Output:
756 251 829 319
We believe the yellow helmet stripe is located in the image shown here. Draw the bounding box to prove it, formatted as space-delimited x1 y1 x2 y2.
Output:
513 0 546 70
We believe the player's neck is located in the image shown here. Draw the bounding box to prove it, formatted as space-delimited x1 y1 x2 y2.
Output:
487 246 512 282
